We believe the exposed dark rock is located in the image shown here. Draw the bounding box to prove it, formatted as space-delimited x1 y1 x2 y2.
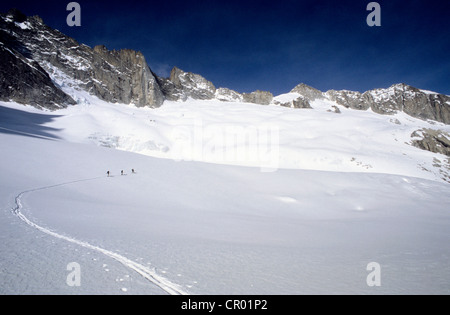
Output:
326 90 370 110
6 8 26 23
327 105 341 114
364 84 450 123
243 90 273 105
273 95 311 108
411 129 450 156
215 87 243 102
90 45 164 107
0 10 164 108
290 83 323 101
0 42 75 109
322 84 449 124
166 67 216 101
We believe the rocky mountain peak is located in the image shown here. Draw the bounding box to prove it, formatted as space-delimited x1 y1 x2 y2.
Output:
364 84 450 123
156 66 216 102
0 11 76 109
170 66 216 98
290 83 324 101
6 8 27 23
0 11 164 108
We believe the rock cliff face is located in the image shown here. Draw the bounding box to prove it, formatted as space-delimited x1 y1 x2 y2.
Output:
379 84 450 124
243 90 274 105
157 67 274 105
157 67 216 102
0 10 76 108
290 83 323 102
0 9 164 108
325 90 369 111
0 42 75 109
324 84 450 124
411 129 450 157
90 45 164 107
287 82 449 124
215 88 244 102
0 7 276 109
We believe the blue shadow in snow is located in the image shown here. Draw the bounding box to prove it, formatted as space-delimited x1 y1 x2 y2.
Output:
0 105 63 140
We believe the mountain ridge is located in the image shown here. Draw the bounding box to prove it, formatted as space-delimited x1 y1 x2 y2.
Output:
0 9 449 124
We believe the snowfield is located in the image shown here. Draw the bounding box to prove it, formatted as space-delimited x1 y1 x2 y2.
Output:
0 94 449 294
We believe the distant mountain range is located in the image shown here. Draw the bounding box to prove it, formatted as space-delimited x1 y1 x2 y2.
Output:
1 8 449 125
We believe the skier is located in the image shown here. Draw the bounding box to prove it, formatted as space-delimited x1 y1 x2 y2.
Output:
107 171 110 177
132 169 135 174
121 170 124 176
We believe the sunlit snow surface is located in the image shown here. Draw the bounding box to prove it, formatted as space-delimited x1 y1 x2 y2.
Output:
0 95 449 294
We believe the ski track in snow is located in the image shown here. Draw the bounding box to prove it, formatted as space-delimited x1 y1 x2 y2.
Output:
11 176 188 295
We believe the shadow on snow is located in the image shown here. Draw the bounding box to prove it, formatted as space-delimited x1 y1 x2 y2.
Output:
0 105 63 140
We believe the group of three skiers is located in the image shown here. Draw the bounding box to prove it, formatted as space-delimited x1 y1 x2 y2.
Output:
106 169 135 177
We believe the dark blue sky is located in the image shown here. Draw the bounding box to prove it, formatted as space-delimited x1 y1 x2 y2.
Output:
1 0 449 95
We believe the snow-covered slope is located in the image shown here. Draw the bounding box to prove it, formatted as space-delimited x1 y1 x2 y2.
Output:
1 93 449 294
5 87 446 182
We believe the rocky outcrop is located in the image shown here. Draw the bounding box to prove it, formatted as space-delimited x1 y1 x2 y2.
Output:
0 43 75 109
158 67 216 102
0 8 274 109
410 129 450 183
291 96 312 108
90 45 164 107
363 84 404 115
243 90 273 105
215 88 244 102
290 83 323 101
398 85 450 124
325 90 370 111
322 84 450 124
157 69 274 105
327 105 341 114
273 94 311 109
0 9 164 109
411 129 450 157
0 10 75 109
365 84 450 123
